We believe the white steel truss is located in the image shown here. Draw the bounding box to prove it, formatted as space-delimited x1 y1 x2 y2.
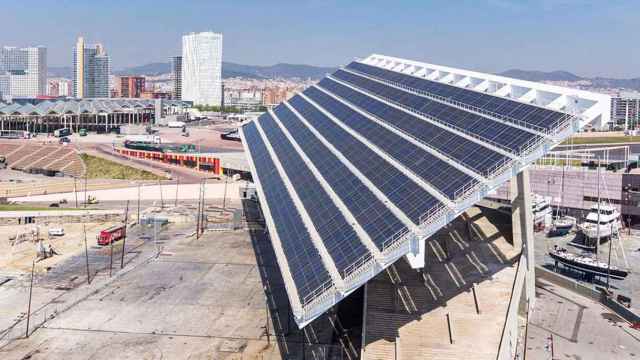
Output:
362 54 611 129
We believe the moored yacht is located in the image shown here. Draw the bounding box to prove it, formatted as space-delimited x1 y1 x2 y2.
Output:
578 203 621 240
549 246 628 279
532 194 552 225
549 215 576 236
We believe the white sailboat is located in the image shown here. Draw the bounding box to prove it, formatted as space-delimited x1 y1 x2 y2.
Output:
550 165 576 236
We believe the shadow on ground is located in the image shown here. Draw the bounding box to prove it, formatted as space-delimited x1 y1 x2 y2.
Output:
244 199 360 360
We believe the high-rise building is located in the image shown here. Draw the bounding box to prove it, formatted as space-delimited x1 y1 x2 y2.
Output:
118 76 146 98
0 46 47 99
181 32 223 106
170 56 182 100
611 94 640 130
73 37 111 98
48 78 72 97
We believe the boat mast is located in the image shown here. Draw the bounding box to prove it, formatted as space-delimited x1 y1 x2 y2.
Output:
607 222 613 289
559 165 566 217
596 159 601 260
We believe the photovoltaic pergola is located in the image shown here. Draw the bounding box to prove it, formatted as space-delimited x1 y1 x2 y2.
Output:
240 54 609 327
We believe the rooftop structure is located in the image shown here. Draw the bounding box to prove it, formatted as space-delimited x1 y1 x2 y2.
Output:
0 98 189 116
240 54 610 327
0 98 191 133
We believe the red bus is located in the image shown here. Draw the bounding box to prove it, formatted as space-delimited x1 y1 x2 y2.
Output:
97 225 126 246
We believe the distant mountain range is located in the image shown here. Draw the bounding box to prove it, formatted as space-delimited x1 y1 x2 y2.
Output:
48 62 336 80
497 69 640 90
497 69 583 82
48 66 74 78
48 63 639 91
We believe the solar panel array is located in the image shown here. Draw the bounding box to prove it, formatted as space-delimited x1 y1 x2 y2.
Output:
240 57 578 327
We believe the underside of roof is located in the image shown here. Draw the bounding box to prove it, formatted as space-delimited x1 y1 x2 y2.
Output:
240 54 608 328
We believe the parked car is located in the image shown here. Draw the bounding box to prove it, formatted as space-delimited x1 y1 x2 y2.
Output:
48 227 65 236
59 137 71 144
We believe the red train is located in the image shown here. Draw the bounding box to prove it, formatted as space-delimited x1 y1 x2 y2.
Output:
97 225 126 246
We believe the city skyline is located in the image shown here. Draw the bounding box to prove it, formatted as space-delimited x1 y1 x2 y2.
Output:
0 0 638 78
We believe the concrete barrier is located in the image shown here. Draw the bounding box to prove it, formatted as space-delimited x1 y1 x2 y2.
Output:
0 210 123 226
536 266 640 324
497 258 526 360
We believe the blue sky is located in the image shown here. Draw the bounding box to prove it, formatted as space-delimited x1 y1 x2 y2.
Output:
1 0 638 77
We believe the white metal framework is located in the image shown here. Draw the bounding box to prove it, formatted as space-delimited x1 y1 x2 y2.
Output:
241 54 607 327
363 54 611 129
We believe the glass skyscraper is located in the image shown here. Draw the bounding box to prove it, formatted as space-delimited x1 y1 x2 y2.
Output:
171 56 182 100
181 32 223 106
73 37 111 98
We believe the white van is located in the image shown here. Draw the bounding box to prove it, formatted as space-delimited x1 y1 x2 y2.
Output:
48 227 65 236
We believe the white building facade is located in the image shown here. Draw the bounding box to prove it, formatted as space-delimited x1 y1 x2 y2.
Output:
611 94 640 130
0 46 47 99
181 32 223 106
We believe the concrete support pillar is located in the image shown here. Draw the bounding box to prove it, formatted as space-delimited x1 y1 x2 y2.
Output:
510 168 536 306
406 237 426 269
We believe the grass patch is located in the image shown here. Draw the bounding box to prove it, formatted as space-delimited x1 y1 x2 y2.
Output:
0 204 91 211
561 136 640 145
80 154 167 180
536 159 583 167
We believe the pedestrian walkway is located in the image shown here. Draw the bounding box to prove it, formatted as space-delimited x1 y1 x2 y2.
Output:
527 278 640 360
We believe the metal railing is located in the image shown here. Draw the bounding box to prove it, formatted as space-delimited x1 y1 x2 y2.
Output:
418 202 449 228
302 279 336 308
381 226 413 254
486 156 513 179
342 252 375 283
453 178 484 202
549 114 575 138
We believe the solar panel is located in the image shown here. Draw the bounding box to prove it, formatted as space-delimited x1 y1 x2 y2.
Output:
272 105 409 250
242 122 331 303
239 55 583 328
331 69 542 154
303 86 478 200
287 94 443 224
257 113 371 276
345 61 570 131
316 77 509 176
